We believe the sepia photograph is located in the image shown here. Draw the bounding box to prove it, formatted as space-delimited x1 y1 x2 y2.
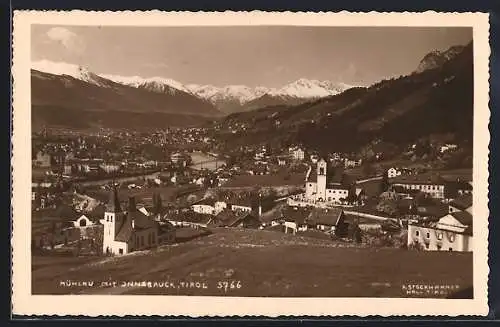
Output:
12 11 490 317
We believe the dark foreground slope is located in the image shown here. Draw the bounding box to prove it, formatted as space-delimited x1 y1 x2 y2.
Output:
32 229 472 298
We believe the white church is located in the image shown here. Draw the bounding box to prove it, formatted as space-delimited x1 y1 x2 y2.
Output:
100 187 175 255
304 158 364 205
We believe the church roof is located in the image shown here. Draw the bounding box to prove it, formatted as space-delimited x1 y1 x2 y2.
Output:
114 196 159 242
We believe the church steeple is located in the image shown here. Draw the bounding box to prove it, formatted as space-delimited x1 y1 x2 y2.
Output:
106 184 121 212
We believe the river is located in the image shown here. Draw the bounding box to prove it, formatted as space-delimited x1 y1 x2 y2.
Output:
189 151 226 171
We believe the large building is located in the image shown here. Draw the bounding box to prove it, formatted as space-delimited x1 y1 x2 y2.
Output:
407 205 473 252
391 174 446 199
304 159 362 204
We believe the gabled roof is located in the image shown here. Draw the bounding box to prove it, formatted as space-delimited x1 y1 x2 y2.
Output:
306 207 344 226
451 211 473 227
450 194 473 211
281 206 313 224
193 197 216 206
391 173 445 185
115 208 159 243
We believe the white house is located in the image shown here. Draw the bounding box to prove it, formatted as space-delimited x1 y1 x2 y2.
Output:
214 201 228 214
407 209 473 252
73 215 95 228
191 198 216 215
387 167 402 178
289 147 305 161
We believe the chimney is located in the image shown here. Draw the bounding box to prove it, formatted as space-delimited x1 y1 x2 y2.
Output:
128 196 136 212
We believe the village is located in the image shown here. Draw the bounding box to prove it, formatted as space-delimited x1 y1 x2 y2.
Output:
31 127 474 257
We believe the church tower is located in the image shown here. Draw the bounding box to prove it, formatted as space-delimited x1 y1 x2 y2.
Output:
316 158 327 201
102 186 125 254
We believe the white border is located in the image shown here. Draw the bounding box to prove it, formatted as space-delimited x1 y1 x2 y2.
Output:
12 11 491 317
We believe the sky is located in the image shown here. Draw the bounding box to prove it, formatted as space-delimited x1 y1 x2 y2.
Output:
31 25 472 88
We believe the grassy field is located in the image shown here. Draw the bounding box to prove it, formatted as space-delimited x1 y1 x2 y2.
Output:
32 228 472 298
223 172 305 188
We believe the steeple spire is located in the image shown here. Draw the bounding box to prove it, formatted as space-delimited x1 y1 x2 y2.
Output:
106 181 121 212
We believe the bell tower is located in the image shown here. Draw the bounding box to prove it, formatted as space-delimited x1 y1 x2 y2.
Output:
316 158 327 201
102 185 124 254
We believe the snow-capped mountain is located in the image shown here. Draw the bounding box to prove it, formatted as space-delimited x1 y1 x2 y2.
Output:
187 79 355 113
101 74 193 96
187 84 269 104
31 60 355 114
415 45 466 73
32 60 112 87
269 78 354 98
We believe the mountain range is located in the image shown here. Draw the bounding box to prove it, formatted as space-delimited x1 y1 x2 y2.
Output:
31 42 470 132
214 42 473 155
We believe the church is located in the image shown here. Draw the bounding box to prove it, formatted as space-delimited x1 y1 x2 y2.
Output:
305 158 363 205
101 187 175 255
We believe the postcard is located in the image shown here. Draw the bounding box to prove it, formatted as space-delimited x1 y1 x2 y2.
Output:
11 10 491 317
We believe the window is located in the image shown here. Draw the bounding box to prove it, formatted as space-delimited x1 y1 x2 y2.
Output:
437 232 443 240
425 243 429 249
449 247 453 252
309 183 312 187
119 248 123 254
141 236 144 246
415 230 420 237
426 232 430 239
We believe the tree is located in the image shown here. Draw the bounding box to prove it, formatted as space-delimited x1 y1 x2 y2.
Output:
379 170 389 193
362 163 376 177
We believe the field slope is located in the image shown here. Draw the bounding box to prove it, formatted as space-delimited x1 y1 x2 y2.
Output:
32 228 472 298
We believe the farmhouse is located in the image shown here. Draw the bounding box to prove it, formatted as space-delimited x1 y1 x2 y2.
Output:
307 207 348 236
391 174 446 199
282 206 312 235
213 210 260 228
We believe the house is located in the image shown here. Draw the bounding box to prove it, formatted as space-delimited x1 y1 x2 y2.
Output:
191 198 216 215
306 207 347 236
439 143 458 153
99 161 122 174
213 210 260 228
282 206 313 234
33 151 52 168
289 147 305 161
387 167 402 179
214 201 228 214
391 174 446 199
443 177 473 199
277 157 287 166
101 188 164 256
407 210 473 252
